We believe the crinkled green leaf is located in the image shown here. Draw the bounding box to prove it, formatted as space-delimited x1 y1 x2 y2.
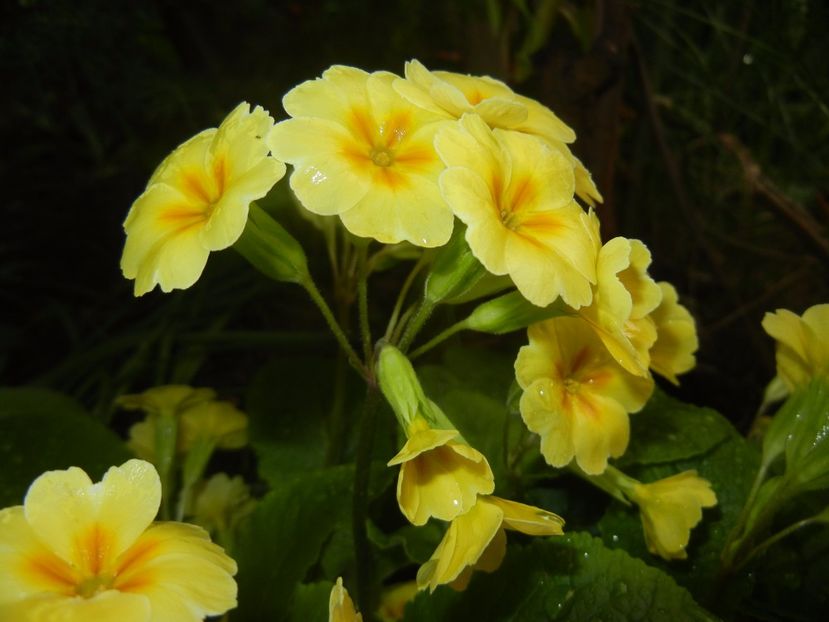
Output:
0 387 130 506
233 465 353 622
405 532 717 621
617 388 734 467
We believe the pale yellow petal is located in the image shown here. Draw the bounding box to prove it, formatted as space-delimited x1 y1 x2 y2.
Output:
329 577 363 622
649 282 698 384
387 428 459 466
519 378 575 468
114 522 237 620
570 393 630 474
283 65 370 120
24 460 161 571
484 496 564 536
0 591 151 622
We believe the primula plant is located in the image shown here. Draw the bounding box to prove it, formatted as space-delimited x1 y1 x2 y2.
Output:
2 58 829 622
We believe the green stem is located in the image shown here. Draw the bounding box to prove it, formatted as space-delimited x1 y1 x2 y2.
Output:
357 246 373 366
384 255 428 341
324 347 349 466
734 516 818 573
409 319 468 359
301 276 368 380
352 384 380 615
154 413 178 520
397 300 435 353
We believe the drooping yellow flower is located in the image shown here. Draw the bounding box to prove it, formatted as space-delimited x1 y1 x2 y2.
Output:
578 232 663 377
395 60 603 207
267 65 453 247
416 496 564 593
648 282 699 384
388 417 494 526
329 577 362 622
436 113 597 308
0 460 237 621
516 316 654 474
627 470 717 560
762 303 829 394
121 103 285 296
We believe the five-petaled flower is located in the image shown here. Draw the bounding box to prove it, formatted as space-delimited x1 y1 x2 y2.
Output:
515 315 654 474
436 113 597 308
627 470 717 560
268 65 454 247
0 459 237 621
121 102 285 296
388 417 494 526
417 496 564 592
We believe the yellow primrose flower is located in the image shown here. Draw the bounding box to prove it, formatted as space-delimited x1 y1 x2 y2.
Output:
116 385 217 417
436 113 597 308
121 103 285 296
395 60 603 207
578 231 663 377
268 65 453 247
388 417 494 526
762 303 829 394
0 459 237 621
648 282 699 384
516 316 654 474
417 496 564 593
395 59 575 144
627 470 717 560
377 581 418 622
330 577 362 622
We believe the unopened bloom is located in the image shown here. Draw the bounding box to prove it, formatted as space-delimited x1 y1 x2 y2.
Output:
579 232 663 377
648 282 699 384
516 316 654 474
268 65 453 247
627 471 717 560
436 113 597 308
329 577 362 622
762 303 829 394
388 417 494 526
417 496 564 592
0 460 237 621
121 103 285 296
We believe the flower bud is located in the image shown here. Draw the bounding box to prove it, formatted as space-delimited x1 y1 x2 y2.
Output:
233 202 309 284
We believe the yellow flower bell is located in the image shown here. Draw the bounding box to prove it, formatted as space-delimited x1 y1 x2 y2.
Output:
762 303 829 395
121 103 285 296
268 65 453 247
388 418 494 526
515 316 654 474
578 230 663 378
628 470 717 560
329 577 362 622
648 282 699 384
0 460 237 621
416 496 564 592
435 113 598 308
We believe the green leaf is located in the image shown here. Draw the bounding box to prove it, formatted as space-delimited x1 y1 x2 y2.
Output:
288 581 333 622
0 387 131 507
600 429 760 610
404 532 717 621
617 388 734 467
246 355 362 484
233 465 354 622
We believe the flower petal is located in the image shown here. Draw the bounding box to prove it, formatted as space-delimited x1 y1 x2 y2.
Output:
0 591 151 622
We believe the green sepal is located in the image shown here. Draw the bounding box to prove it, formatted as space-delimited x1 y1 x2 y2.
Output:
423 225 487 306
464 290 571 334
233 202 309 284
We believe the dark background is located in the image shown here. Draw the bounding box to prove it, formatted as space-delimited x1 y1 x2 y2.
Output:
2 0 827 428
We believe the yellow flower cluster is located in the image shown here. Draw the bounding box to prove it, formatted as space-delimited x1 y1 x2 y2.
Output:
0 460 237 621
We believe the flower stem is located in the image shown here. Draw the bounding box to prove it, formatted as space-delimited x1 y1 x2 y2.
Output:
301 275 368 380
352 384 380 614
397 299 435 353
409 319 468 359
384 255 428 341
734 516 818 573
357 245 373 366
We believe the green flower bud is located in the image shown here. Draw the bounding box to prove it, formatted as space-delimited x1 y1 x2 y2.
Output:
233 202 309 284
424 226 487 306
465 291 570 335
